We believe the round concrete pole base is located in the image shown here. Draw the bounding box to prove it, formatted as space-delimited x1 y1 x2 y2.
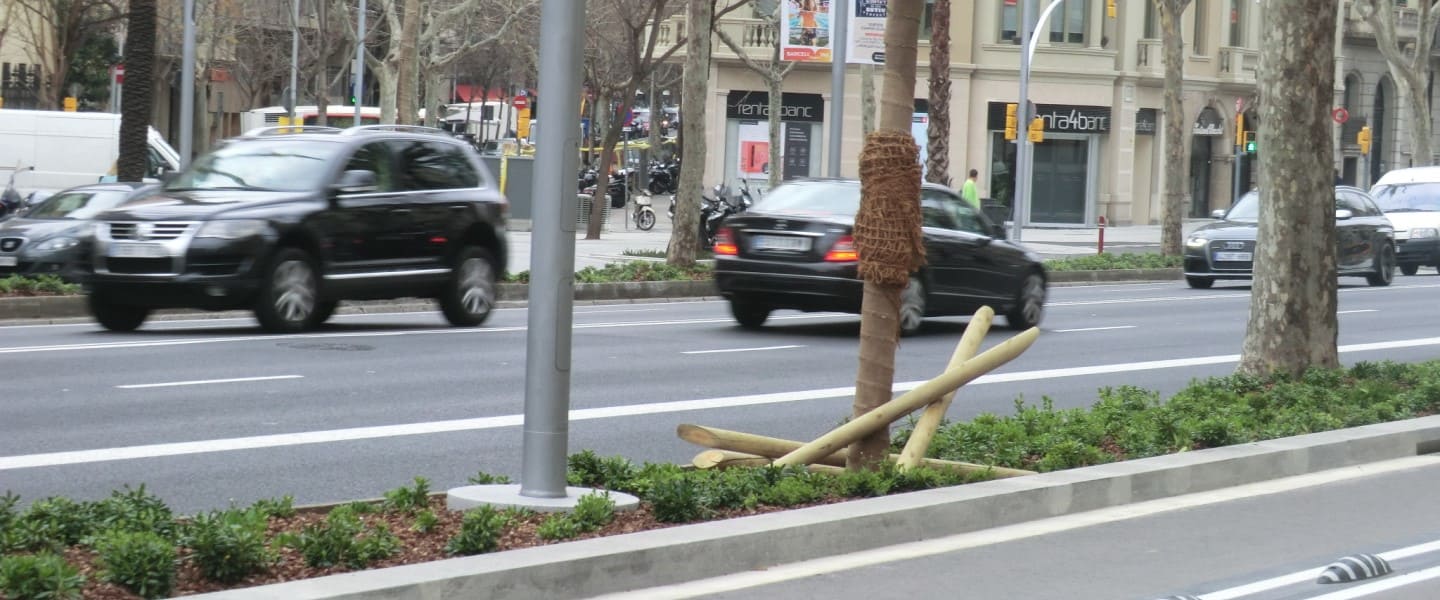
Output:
445 485 641 513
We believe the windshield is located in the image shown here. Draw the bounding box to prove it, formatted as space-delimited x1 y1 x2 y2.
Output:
1224 191 1260 221
24 190 132 220
1369 182 1440 212
165 140 339 192
755 181 860 216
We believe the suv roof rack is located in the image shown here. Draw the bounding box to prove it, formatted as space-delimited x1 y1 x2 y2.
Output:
341 124 452 137
240 126 344 137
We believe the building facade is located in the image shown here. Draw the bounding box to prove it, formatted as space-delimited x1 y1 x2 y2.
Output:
664 0 1433 226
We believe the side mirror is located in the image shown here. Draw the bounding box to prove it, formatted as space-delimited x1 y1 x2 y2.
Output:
332 170 377 195
1335 208 1354 220
989 223 1007 239
1210 209 1227 219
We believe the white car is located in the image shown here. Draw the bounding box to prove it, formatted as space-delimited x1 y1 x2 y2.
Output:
1371 166 1440 275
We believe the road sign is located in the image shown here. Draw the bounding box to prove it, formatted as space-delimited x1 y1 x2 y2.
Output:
513 95 529 110
113 64 125 84
1333 107 1350 124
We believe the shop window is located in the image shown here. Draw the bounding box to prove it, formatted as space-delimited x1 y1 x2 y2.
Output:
1000 0 1020 42
1228 0 1247 48
1048 0 1086 45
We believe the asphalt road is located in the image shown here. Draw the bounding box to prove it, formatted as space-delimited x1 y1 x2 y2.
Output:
620 456 1440 600
5 278 1440 513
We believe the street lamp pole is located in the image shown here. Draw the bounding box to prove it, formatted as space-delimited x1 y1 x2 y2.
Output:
354 0 367 122
1012 0 1069 243
179 0 196 169
290 0 299 119
827 1 848 177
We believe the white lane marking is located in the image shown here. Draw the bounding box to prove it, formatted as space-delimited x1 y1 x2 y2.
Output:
6 334 1438 471
0 313 851 356
1338 309 1379 315
682 345 804 355
1380 539 1440 562
573 308 663 314
1053 325 1136 333
1178 535 1440 600
1296 564 1440 600
116 375 304 389
588 457 1440 600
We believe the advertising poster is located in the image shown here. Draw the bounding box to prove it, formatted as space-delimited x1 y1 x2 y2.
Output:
737 121 771 176
781 0 834 63
848 0 887 65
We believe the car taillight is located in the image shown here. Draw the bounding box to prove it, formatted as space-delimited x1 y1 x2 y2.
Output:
825 234 858 262
714 227 739 255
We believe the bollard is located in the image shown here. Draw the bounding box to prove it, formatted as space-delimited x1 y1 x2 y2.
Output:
1097 214 1106 254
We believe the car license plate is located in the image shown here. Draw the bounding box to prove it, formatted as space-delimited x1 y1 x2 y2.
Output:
109 243 168 258
1214 251 1252 262
752 234 811 252
0 256 16 267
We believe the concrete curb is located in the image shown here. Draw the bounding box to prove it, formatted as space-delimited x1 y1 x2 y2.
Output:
0 273 1179 324
190 415 1440 600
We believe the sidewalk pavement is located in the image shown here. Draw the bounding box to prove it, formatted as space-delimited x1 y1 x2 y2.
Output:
506 208 1212 273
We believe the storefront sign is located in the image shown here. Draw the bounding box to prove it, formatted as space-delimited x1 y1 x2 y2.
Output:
1136 108 1158 136
1192 107 1224 136
987 102 1112 133
726 91 826 123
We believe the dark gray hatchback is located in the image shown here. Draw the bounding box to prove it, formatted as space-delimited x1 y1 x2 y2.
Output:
84 125 508 332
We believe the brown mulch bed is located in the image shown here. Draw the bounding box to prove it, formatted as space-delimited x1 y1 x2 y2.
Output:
40 495 852 599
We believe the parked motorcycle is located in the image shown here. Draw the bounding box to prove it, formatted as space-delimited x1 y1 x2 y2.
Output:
0 165 34 221
630 193 657 231
647 159 680 196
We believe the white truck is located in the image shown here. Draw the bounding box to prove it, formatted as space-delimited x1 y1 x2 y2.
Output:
0 109 181 195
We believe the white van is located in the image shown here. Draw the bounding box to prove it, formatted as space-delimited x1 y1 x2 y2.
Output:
0 109 180 195
1371 166 1440 275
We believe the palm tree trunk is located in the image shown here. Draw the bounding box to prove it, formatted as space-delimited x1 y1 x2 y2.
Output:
925 0 951 186
850 0 926 470
118 0 157 182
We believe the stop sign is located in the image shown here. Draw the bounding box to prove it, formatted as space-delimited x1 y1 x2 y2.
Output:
513 95 528 110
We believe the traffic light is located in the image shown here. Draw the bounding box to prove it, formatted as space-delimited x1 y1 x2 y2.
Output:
1004 103 1018 141
1028 117 1045 143
1106 0 1116 18
1235 113 1246 147
1243 131 1257 153
1358 126 1373 155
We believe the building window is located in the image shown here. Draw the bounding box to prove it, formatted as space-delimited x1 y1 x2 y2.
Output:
1193 0 1207 55
1228 0 1247 47
1143 1 1157 39
921 0 936 41
1049 0 1087 44
1001 0 1020 42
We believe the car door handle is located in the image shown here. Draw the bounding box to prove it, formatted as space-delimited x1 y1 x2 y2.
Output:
390 208 412 215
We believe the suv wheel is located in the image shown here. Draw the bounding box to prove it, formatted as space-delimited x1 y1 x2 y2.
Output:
441 246 498 326
89 290 150 332
1367 243 1396 287
255 248 321 333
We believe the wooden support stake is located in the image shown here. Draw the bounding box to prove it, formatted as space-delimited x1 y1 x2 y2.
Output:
897 306 994 469
692 450 841 474
774 327 1040 467
677 425 1035 477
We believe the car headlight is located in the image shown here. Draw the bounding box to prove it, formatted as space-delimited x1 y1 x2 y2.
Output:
29 237 79 253
1185 236 1209 249
1410 227 1439 239
196 219 269 239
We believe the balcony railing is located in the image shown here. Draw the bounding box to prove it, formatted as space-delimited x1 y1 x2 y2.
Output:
653 16 782 62
1218 46 1258 82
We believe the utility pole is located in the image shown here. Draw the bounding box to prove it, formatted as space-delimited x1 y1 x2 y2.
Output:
354 0 367 122
827 2 848 177
179 0 196 169
1011 0 1036 242
290 0 300 119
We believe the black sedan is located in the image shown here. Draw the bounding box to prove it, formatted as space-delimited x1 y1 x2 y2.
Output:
712 179 1047 335
0 183 155 281
1183 186 1396 289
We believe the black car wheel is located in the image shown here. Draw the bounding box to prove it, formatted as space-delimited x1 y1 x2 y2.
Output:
1186 276 1215 289
255 248 321 333
312 301 339 327
899 276 926 336
1401 263 1420 276
1367 243 1396 287
730 297 771 329
441 246 498 327
89 290 150 332
1006 273 1045 330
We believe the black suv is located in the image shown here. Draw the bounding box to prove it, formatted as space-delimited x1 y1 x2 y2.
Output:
83 125 508 332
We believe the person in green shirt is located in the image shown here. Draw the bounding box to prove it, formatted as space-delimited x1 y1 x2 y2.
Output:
961 168 981 210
